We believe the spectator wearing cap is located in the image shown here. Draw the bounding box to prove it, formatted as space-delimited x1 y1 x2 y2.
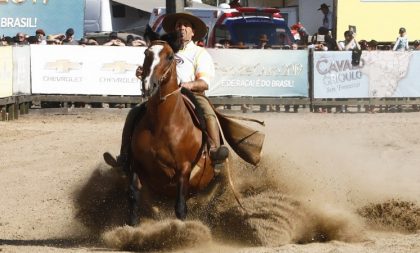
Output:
254 34 271 49
35 29 47 44
62 28 78 45
393 27 409 51
318 3 333 31
291 22 309 46
103 32 126 46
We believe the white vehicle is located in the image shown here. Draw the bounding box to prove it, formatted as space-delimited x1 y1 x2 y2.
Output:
84 0 113 32
149 7 295 48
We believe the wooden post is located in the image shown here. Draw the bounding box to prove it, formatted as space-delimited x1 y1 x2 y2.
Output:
20 103 25 115
166 0 184 14
14 102 19 120
1 107 5 121
7 104 15 120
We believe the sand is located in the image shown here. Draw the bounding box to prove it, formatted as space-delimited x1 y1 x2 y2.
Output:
0 108 419 253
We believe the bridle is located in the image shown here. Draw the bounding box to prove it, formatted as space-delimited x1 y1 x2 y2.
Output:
140 41 180 102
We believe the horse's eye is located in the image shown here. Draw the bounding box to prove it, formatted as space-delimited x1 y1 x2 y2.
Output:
168 54 174 61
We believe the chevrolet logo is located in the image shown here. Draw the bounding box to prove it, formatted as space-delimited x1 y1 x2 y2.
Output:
45 60 82 73
102 61 137 74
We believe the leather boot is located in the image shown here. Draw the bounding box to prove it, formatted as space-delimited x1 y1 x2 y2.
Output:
103 108 138 170
206 116 229 164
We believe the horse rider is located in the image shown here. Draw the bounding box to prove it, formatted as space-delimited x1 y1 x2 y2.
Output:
104 12 229 169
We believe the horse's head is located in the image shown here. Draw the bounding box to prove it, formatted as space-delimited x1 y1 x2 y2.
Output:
138 40 175 98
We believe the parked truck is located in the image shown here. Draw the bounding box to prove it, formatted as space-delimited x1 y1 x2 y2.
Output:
149 6 295 48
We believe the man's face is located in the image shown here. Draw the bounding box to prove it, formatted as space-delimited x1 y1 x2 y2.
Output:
321 7 329 14
175 18 195 42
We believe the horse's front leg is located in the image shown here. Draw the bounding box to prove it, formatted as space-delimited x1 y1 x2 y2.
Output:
128 172 141 226
175 162 191 220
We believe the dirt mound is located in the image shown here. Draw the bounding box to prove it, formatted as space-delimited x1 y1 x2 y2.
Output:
358 199 420 232
102 219 211 251
193 158 366 246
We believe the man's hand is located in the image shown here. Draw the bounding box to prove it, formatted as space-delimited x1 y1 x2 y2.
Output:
180 82 193 90
135 66 142 79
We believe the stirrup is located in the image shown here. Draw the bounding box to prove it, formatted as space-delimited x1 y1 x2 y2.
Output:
210 145 229 162
103 152 118 167
103 152 127 168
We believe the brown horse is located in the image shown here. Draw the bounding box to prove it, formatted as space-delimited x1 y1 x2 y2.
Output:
130 40 217 221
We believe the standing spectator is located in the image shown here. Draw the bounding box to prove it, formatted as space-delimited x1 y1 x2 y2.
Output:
318 3 333 32
337 30 360 51
393 27 409 51
13 32 29 45
62 28 78 45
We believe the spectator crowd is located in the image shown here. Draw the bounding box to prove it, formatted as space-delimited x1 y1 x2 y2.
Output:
1 27 147 47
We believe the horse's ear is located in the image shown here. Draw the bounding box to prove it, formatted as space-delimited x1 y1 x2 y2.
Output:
144 24 160 45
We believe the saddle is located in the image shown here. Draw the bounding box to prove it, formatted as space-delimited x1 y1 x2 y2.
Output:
180 89 265 166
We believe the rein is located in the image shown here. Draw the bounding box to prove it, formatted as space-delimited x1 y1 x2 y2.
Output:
157 57 179 102
160 87 181 102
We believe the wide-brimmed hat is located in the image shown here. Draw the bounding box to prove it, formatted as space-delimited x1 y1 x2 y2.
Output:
259 34 269 42
318 3 330 10
162 12 207 41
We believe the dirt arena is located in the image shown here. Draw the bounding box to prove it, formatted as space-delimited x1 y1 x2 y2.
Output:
0 108 419 253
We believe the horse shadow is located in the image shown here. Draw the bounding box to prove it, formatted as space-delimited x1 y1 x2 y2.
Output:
0 237 100 249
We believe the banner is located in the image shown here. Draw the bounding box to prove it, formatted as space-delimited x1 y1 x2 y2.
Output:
0 0 84 39
31 45 144 95
12 46 31 95
0 46 13 98
313 51 420 98
207 49 309 97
